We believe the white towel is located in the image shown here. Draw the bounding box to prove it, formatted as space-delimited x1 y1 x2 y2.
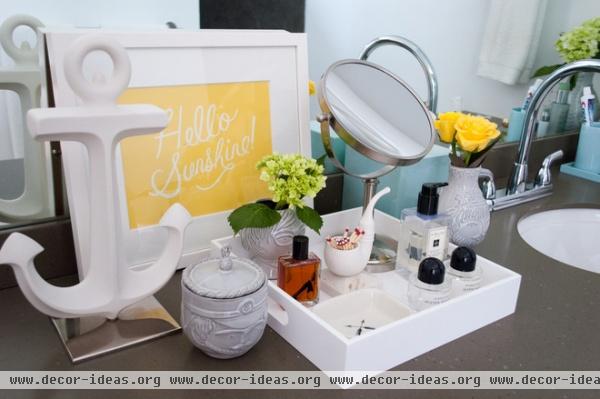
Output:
477 0 548 85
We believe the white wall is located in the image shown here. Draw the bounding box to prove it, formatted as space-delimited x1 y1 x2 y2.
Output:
306 0 600 120
0 0 199 32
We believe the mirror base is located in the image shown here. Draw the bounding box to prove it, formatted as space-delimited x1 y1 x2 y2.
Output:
365 234 397 273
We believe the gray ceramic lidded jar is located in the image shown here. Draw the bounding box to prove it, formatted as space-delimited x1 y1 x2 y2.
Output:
181 247 268 359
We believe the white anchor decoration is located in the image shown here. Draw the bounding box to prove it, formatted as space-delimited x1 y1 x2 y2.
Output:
0 15 53 221
0 34 192 319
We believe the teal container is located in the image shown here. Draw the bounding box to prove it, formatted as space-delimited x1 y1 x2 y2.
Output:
341 144 450 217
310 121 346 174
506 107 526 142
574 122 600 174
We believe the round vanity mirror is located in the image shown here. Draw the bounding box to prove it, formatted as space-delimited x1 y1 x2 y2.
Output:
318 59 434 178
318 59 435 271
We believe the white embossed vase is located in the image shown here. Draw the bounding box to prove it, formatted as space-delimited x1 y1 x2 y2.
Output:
239 202 305 280
438 166 490 247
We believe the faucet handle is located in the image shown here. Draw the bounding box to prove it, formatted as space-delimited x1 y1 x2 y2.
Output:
534 150 563 188
478 168 496 200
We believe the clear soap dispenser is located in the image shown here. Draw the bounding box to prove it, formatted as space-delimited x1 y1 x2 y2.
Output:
396 183 450 274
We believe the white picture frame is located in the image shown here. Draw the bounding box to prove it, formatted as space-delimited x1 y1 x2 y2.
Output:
41 28 310 275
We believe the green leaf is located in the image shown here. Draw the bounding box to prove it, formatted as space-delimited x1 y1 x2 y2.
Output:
296 206 323 234
532 64 564 78
227 203 281 235
463 151 472 166
451 136 457 158
316 154 327 167
569 73 578 90
469 136 502 167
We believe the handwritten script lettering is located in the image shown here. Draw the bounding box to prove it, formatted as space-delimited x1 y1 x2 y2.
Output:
119 82 272 228
150 106 255 198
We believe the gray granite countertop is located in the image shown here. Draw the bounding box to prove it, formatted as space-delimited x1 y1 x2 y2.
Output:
1 172 599 399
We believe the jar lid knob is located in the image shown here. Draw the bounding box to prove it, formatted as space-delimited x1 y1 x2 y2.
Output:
220 246 233 272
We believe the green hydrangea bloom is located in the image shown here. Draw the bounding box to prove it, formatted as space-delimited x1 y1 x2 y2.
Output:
555 17 600 63
257 153 326 209
583 17 600 31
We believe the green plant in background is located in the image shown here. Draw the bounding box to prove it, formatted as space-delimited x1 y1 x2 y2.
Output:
556 18 600 62
228 153 326 234
533 17 600 88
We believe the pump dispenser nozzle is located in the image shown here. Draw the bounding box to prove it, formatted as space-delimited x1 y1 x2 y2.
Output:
417 182 448 216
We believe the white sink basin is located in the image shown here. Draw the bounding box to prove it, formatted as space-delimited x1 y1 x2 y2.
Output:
517 208 600 273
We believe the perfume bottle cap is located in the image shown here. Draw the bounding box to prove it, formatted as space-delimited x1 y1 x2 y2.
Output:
417 257 445 285
450 246 477 272
417 182 448 216
293 235 309 260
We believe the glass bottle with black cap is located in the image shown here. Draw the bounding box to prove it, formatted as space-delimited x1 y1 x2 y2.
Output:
277 235 321 306
447 246 482 294
408 257 452 311
396 183 451 274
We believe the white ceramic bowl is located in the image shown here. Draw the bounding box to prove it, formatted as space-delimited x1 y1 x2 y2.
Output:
324 243 366 277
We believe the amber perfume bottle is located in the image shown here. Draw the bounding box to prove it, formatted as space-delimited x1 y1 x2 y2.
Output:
277 236 320 306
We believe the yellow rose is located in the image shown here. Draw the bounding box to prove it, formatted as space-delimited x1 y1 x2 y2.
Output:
434 111 462 143
454 115 500 153
308 80 316 96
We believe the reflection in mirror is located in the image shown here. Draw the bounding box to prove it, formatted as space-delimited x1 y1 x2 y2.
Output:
0 89 25 200
321 60 433 163
0 14 54 227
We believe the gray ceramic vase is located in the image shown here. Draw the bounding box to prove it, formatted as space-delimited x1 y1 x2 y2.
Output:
438 166 490 247
239 208 305 279
181 247 268 359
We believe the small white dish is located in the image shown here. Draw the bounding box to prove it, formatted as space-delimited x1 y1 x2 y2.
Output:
311 288 413 339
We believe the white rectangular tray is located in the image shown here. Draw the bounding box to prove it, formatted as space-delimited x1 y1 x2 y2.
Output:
211 208 521 372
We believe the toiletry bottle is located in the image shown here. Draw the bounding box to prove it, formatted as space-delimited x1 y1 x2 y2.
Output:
548 82 570 134
536 108 550 138
278 235 320 306
447 246 482 294
522 78 543 111
581 86 596 126
407 257 451 311
396 183 450 274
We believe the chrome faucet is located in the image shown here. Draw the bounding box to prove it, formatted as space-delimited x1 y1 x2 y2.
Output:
486 59 600 211
507 60 600 194
359 35 438 114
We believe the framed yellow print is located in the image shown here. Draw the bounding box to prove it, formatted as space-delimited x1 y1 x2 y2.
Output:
43 29 309 271
118 81 273 229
